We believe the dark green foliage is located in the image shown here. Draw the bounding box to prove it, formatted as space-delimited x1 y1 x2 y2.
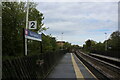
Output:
83 39 96 52
92 42 105 52
2 2 64 59
27 40 41 55
63 42 71 50
107 31 120 51
63 42 81 52
42 34 59 53
86 40 92 47
2 2 45 57
26 33 60 55
83 31 120 58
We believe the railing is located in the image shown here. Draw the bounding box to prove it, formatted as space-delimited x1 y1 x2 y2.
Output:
2 50 66 80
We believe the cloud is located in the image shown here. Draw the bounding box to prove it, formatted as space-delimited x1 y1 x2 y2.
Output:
21 0 119 2
4 0 119 2
37 2 118 46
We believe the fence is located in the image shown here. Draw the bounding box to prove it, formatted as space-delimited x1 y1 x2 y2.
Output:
2 50 66 80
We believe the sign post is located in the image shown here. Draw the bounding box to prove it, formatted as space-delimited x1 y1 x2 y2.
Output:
25 0 29 56
24 0 41 56
24 29 42 54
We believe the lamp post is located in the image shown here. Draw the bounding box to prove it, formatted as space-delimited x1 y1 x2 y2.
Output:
61 32 64 50
105 33 107 51
61 32 63 41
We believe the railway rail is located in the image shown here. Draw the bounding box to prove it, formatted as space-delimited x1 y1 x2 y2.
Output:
88 53 120 68
75 50 120 80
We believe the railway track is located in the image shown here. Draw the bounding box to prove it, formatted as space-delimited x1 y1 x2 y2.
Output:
88 53 120 69
75 50 120 80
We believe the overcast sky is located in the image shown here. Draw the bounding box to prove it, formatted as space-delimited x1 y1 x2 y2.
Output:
36 2 118 46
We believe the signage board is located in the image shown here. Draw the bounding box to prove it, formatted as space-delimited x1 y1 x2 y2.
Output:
29 21 37 29
25 29 42 41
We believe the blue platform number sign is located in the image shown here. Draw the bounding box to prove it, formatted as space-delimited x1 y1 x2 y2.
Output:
29 21 37 29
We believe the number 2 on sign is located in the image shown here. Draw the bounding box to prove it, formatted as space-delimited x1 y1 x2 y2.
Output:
29 21 37 29
31 22 35 28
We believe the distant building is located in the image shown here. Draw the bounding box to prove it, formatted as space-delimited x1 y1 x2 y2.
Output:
56 41 65 47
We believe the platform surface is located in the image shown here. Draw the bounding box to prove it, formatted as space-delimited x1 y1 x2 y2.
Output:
47 53 97 80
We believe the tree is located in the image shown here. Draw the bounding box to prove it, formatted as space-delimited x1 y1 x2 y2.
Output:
2 2 45 56
85 39 91 48
84 39 96 51
109 31 120 51
82 31 120 58
106 31 120 56
92 42 105 53
63 42 71 51
42 34 59 53
83 39 97 52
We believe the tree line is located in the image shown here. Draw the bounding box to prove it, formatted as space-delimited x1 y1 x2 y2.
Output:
2 2 61 59
83 31 120 58
2 2 78 60
4 2 118 59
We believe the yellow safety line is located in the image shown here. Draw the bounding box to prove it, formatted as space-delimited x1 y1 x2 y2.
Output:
74 53 98 80
71 53 84 79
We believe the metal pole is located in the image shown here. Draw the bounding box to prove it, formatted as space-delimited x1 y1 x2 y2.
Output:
61 32 63 50
25 0 29 56
40 41 42 53
62 32 63 41
105 33 107 51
